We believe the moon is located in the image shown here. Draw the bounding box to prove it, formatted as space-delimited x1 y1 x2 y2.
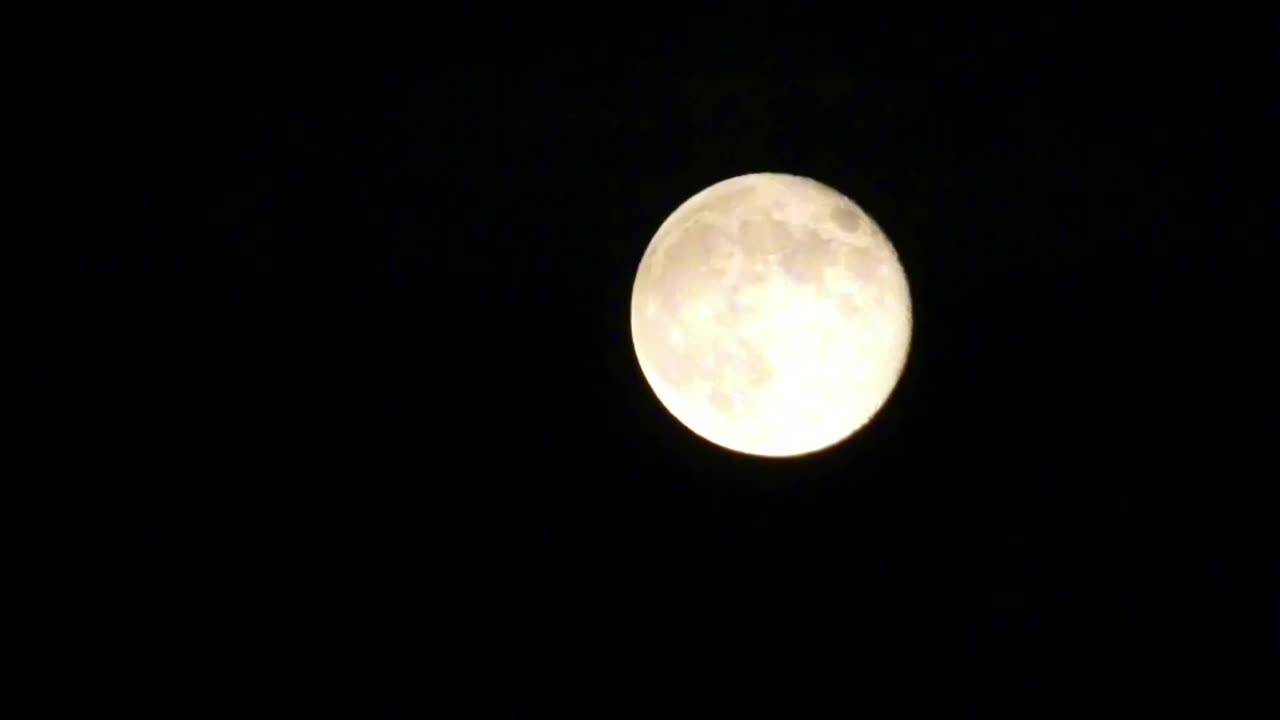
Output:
629 172 913 458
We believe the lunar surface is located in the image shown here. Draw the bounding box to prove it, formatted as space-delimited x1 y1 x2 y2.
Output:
630 172 912 458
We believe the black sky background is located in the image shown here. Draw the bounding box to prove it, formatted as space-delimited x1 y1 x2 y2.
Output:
25 8 1274 714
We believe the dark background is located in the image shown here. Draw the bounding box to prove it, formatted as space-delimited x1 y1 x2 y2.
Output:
26 8 1273 714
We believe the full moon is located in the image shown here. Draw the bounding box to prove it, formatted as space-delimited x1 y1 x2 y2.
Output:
630 172 913 458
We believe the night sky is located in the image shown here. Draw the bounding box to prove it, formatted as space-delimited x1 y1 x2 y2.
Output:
28 9 1271 714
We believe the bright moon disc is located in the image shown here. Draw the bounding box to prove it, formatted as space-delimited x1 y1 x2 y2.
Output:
630 173 912 458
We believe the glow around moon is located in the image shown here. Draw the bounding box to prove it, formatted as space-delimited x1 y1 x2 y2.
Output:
630 172 912 458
